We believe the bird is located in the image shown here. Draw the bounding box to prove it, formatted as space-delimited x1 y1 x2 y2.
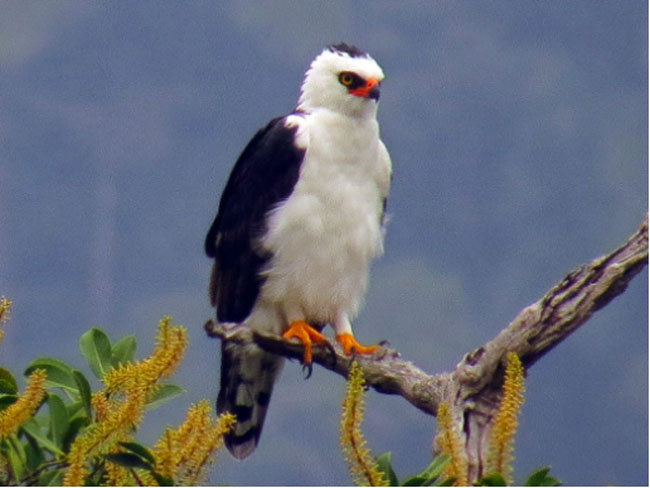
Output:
204 43 392 459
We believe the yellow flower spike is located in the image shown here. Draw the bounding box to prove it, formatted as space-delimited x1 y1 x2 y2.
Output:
0 369 47 439
91 392 111 422
153 401 236 485
0 296 13 344
192 410 236 483
434 401 468 486
179 409 237 485
176 401 211 470
0 296 12 323
135 469 158 487
340 361 388 487
486 352 526 484
65 317 188 486
62 442 89 488
64 385 148 486
102 363 138 393
147 316 188 380
105 446 134 487
103 317 187 395
153 428 178 481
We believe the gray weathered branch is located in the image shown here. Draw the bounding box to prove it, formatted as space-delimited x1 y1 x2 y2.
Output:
205 214 648 482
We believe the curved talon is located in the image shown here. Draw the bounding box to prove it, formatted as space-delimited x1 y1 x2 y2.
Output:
282 320 328 365
336 333 380 356
302 363 313 379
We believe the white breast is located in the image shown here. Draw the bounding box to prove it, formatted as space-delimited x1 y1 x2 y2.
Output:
259 110 388 325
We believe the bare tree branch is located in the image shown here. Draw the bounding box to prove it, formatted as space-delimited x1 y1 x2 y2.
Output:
205 319 450 415
205 214 648 481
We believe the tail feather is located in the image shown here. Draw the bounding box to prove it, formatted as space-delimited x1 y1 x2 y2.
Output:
217 341 284 459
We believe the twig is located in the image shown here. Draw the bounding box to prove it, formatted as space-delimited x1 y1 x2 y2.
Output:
17 460 68 486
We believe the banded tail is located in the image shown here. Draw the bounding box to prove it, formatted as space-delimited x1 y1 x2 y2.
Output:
217 341 284 459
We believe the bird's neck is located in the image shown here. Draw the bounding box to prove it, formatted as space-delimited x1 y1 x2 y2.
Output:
296 100 379 122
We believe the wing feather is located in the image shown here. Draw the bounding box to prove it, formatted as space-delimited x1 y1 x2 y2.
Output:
205 116 306 323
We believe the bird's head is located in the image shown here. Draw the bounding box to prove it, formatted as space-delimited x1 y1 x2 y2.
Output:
297 43 385 118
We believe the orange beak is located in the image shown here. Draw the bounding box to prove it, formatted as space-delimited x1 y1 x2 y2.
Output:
349 78 381 100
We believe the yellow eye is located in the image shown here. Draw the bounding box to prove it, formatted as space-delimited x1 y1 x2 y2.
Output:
339 72 354 86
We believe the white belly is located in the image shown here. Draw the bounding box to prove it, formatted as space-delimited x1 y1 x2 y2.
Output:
259 115 385 325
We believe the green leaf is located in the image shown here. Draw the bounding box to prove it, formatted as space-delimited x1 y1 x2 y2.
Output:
541 475 561 486
23 433 45 472
39 468 64 486
63 414 91 453
24 357 78 394
111 335 137 367
435 477 457 486
477 473 507 486
72 369 92 418
63 415 90 452
0 379 16 395
21 418 65 456
0 367 18 394
106 452 153 470
6 436 26 481
402 454 450 486
85 464 106 486
151 471 175 486
421 454 450 482
526 467 550 486
79 328 113 379
525 466 561 486
47 394 69 449
118 441 156 465
0 394 18 411
145 384 185 410
376 452 399 486
65 400 85 419
403 475 427 486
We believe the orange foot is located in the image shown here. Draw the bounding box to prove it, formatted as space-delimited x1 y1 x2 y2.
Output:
282 321 328 364
336 333 380 356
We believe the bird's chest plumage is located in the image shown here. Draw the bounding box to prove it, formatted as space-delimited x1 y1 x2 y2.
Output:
260 113 385 322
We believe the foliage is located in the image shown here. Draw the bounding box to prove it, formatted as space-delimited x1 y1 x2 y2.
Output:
377 452 453 486
341 355 561 487
475 466 561 486
522 466 561 486
0 299 234 486
339 361 453 487
0 294 563 486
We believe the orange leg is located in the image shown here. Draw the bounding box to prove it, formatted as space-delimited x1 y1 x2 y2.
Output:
282 320 328 364
336 333 380 356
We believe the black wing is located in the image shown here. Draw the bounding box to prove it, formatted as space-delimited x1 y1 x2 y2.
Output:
205 116 305 323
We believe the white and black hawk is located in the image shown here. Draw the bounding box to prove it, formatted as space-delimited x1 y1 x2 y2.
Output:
205 43 392 459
